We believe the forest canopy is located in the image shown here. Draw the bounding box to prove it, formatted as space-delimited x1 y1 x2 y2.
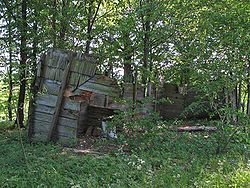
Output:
0 0 250 126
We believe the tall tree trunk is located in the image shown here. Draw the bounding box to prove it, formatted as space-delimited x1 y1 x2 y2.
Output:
7 19 13 121
140 0 150 96
147 48 153 97
52 0 57 48
85 1 92 54
247 60 250 116
123 33 133 83
230 88 237 122
142 20 150 96
141 0 151 97
237 83 242 111
16 0 27 128
30 8 38 91
132 69 138 110
59 0 68 47
242 91 246 113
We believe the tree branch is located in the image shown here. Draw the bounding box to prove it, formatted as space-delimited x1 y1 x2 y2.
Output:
1 0 17 21
89 0 102 32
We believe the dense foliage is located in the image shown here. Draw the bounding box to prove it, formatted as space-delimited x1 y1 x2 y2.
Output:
0 0 250 125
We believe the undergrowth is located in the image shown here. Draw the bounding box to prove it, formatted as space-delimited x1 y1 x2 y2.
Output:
0 120 249 188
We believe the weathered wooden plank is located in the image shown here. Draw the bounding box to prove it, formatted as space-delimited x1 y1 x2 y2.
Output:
60 109 79 120
43 67 54 80
71 60 96 76
32 109 77 123
87 105 115 120
35 104 78 120
44 65 95 79
33 119 51 133
88 105 116 112
47 56 59 68
36 94 57 107
79 82 119 96
44 65 91 82
177 126 217 132
54 68 64 81
58 116 78 128
35 94 80 111
34 111 53 123
48 54 74 141
44 60 96 78
35 104 55 115
57 125 76 138
77 103 89 136
69 72 80 86
89 93 105 106
42 75 91 95
42 79 61 95
72 60 87 75
28 68 44 140
64 97 81 111
55 55 68 69
42 73 97 95
33 119 77 139
44 51 68 69
79 75 92 86
44 78 88 97
44 66 64 81
44 49 96 66
90 74 118 87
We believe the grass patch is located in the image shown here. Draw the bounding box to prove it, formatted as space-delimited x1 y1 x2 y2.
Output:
0 123 249 187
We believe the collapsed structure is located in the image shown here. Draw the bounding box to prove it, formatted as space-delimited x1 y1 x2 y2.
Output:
28 49 202 143
28 49 120 143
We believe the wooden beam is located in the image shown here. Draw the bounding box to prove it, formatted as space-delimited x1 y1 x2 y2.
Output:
48 53 74 141
177 126 217 132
